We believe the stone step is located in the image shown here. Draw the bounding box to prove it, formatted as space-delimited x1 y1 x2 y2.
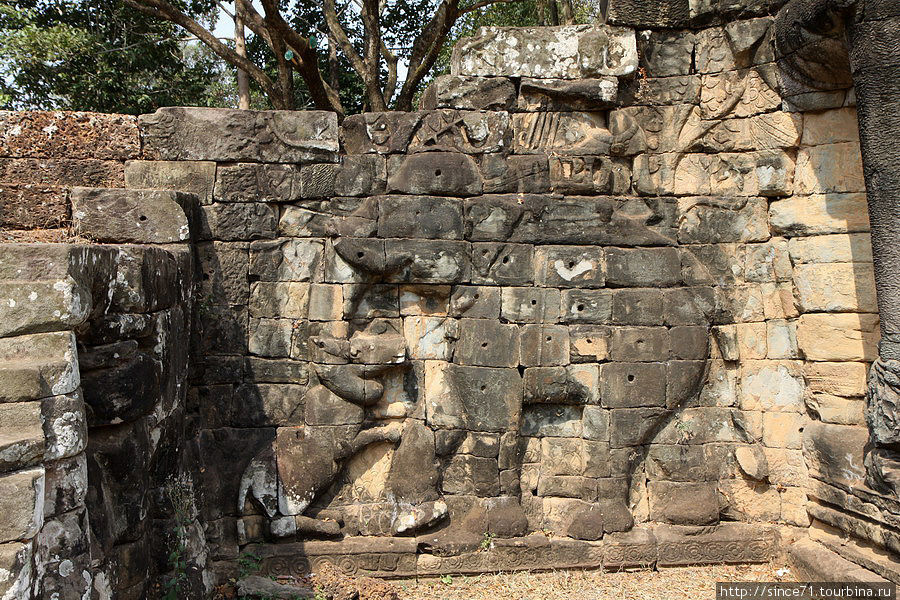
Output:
0 332 79 402
788 537 890 584
0 279 90 337
0 402 44 472
811 524 900 584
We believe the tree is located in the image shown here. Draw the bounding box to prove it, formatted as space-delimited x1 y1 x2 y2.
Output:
0 1 225 114
122 0 532 116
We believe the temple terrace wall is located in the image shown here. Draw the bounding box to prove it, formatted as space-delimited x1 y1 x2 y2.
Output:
0 17 897 600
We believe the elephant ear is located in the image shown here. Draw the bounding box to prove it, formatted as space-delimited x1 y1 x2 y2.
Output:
774 0 855 92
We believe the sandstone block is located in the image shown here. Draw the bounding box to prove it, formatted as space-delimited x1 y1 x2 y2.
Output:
455 319 519 367
0 185 69 230
398 285 450 316
471 243 535 286
425 362 521 432
805 362 869 397
378 195 464 239
648 481 718 525
805 394 865 426
535 246 604 288
420 75 516 111
198 203 276 241
250 238 323 282
0 542 31 600
248 317 293 358
561 289 613 324
479 154 550 193
763 412 806 449
793 262 878 313
520 324 570 367
500 287 560 323
609 407 667 447
0 402 43 472
342 284 399 318
601 362 666 409
609 326 670 362
70 187 190 243
583 406 610 441
0 331 80 400
249 282 310 318
196 242 249 306
449 285 501 319
802 107 860 146
797 313 879 361
569 326 610 362
522 405 582 437
410 110 510 154
549 156 631 195
342 111 422 154
334 155 387 196
518 78 619 111
0 468 43 543
769 194 870 236
214 163 300 203
443 455 500 496
384 239 470 283
125 159 215 204
386 154 482 196
606 247 681 287
739 360 805 412
639 30 695 76
803 422 868 486
403 316 458 360
795 143 866 194
787 233 872 264
513 112 612 154
140 107 338 162
678 197 769 244
451 25 638 78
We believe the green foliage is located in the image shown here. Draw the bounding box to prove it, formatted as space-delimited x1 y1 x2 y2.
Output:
162 476 197 600
237 551 263 580
479 531 496 551
440 574 454 585
0 1 224 113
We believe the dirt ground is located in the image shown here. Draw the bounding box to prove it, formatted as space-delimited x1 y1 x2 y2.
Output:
395 563 794 600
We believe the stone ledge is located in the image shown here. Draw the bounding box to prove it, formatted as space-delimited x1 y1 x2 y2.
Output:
788 538 890 583
247 524 777 579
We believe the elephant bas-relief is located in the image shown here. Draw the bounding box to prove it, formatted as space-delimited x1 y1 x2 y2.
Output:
235 190 734 547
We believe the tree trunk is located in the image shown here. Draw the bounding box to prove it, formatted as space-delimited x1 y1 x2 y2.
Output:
234 6 251 109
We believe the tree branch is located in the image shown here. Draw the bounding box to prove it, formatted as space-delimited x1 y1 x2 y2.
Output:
324 0 386 111
123 0 286 107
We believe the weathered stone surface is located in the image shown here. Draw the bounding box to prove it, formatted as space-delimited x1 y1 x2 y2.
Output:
479 154 550 193
788 233 872 264
648 481 719 525
456 319 520 367
125 159 215 204
795 143 866 194
378 195 464 239
250 238 323 282
518 78 619 111
0 184 69 230
451 25 638 79
140 107 338 162
404 316 458 360
214 163 300 203
549 156 631 194
385 240 471 283
70 187 190 243
421 76 516 111
425 362 522 432
798 313 880 361
387 154 482 196
606 247 681 287
513 112 612 155
0 401 43 473
769 193 870 235
198 202 276 241
803 422 869 487
0 467 43 543
342 112 423 154
410 110 510 154
501 287 559 323
0 110 139 159
793 262 878 312
0 332 79 401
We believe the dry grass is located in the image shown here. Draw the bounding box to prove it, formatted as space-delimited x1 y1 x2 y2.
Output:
0 228 82 243
396 563 793 600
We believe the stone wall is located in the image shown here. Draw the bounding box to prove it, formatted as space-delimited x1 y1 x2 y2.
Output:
0 14 895 599
0 115 205 598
